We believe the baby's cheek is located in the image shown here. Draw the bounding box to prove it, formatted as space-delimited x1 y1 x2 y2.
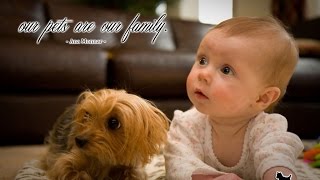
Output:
210 85 234 101
210 85 244 110
186 73 196 90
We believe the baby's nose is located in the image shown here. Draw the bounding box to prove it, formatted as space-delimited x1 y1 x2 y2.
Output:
198 70 211 84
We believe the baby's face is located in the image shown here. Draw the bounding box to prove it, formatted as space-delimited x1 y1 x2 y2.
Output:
187 29 268 122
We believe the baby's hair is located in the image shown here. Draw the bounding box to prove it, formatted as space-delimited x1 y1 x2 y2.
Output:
212 16 298 111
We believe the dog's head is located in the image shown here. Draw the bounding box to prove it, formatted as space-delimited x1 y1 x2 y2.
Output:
68 89 169 167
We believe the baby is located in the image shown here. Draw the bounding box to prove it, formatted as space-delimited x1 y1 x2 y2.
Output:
164 17 304 180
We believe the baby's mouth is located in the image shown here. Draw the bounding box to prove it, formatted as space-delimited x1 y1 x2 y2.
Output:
194 89 208 99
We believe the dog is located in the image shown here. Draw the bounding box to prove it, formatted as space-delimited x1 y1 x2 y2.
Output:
40 89 169 180
275 171 292 180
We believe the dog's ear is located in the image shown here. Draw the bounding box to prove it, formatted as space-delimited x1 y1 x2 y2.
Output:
141 100 169 154
148 103 170 132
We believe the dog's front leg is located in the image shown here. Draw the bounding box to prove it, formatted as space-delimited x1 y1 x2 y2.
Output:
124 167 148 180
108 166 147 180
47 153 92 180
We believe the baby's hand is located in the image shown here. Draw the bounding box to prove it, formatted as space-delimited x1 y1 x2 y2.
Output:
213 173 243 180
192 173 243 180
263 166 297 180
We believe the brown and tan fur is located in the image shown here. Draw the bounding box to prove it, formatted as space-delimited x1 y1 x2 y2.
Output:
40 89 169 180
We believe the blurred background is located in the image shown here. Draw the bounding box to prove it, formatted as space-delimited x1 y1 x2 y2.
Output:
0 0 319 144
0 1 320 179
45 0 320 24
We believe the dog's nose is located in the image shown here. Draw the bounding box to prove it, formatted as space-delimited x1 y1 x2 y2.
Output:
75 136 88 148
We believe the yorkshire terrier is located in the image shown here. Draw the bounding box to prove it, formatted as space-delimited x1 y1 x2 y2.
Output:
40 89 169 180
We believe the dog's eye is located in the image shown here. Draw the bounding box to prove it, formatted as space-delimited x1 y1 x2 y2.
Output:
107 118 121 130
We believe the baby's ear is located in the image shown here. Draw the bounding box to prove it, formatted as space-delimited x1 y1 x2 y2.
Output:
256 86 281 110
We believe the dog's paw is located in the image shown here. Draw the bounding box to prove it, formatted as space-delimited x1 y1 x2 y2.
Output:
124 168 148 180
66 171 92 180
77 171 92 180
48 170 92 180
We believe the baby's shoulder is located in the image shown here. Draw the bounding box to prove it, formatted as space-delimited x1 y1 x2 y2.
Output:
248 112 290 141
250 112 288 130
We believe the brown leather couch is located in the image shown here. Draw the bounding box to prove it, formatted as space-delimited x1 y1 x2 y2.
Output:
0 0 320 178
0 0 210 146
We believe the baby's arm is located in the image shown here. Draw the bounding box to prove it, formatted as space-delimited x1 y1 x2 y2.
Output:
192 173 243 180
251 113 304 179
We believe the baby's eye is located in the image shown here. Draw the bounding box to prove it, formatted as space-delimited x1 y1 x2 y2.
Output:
199 57 208 66
221 66 234 75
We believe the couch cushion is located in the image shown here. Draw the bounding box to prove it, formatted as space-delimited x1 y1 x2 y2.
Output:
0 0 48 40
0 94 77 145
275 101 320 139
170 19 212 51
0 38 108 91
285 57 320 101
108 49 195 98
152 98 192 119
291 17 320 40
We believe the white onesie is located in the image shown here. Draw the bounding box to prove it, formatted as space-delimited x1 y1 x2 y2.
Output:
164 108 304 180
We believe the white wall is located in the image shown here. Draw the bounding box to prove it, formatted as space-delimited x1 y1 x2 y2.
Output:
199 0 233 24
233 0 272 17
307 0 320 18
167 0 198 21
